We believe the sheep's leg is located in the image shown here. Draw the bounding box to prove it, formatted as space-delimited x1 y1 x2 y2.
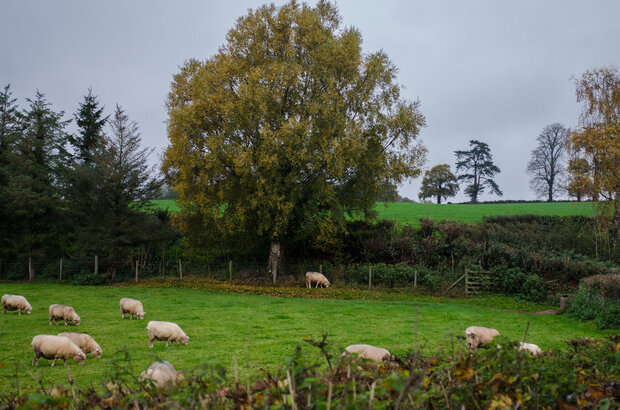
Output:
18 309 21 315
32 354 39 366
166 340 170 347
64 319 68 326
149 336 154 348
121 312 125 319
51 358 57 367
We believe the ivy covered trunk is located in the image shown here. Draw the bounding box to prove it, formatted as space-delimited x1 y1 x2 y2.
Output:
268 241 282 284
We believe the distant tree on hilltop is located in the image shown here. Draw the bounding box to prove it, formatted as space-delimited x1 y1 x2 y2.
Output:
454 140 502 203
527 123 568 202
418 164 459 204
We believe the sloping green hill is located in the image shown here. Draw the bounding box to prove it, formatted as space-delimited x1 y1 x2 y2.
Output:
151 200 596 226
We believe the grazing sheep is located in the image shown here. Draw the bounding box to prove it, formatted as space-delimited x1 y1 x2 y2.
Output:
49 304 81 326
146 321 189 348
120 298 145 320
140 361 178 389
519 342 542 357
305 271 330 288
465 326 500 350
57 332 102 357
2 294 32 315
32 335 86 367
344 344 392 362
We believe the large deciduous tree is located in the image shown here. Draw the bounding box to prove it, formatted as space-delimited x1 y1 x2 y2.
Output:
526 123 568 201
418 164 459 204
163 0 426 282
568 66 620 258
454 140 502 203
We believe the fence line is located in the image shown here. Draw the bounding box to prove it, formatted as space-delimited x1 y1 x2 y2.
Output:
0 255 465 292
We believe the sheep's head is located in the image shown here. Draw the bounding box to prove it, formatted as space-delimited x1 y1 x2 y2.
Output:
75 351 86 365
465 333 478 351
26 305 32 314
94 346 102 358
74 316 81 326
138 312 145 320
181 336 189 345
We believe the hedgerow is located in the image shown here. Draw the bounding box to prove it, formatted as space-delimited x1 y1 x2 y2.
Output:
1 334 618 409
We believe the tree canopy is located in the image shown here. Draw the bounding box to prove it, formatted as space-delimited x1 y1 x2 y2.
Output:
454 140 502 203
568 66 620 257
418 164 459 204
163 0 426 280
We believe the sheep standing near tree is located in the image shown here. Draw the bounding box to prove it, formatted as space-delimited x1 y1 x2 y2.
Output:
305 272 330 288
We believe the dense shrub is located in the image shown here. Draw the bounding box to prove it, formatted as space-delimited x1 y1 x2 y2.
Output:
494 265 547 302
567 273 620 330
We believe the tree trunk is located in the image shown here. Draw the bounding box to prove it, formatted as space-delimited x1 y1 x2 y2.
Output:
611 199 619 261
268 241 282 284
437 195 441 204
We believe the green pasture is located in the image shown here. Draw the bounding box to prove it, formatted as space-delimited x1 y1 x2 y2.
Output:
0 283 609 392
150 200 597 226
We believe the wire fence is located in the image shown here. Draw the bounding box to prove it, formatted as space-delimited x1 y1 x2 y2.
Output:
0 255 461 291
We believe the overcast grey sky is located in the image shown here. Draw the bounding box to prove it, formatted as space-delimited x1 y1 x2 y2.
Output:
2 0 619 202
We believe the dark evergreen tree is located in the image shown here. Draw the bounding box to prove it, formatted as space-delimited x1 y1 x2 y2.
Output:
64 89 109 257
454 140 502 203
78 105 167 278
72 88 107 164
5 91 71 268
0 84 23 258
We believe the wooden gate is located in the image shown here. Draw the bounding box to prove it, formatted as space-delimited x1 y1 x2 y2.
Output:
465 270 494 296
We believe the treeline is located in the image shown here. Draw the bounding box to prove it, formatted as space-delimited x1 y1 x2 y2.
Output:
0 85 178 279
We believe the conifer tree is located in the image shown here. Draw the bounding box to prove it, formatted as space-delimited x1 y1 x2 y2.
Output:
454 140 502 203
6 90 70 265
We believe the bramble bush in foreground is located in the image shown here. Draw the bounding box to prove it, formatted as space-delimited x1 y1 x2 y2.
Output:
1 334 618 409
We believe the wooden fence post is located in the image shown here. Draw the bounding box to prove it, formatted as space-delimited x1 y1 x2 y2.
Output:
94 255 98 275
28 257 32 282
414 270 417 289
135 260 139 283
368 265 372 290
229 260 233 282
59 258 63 281
178 259 183 280
464 270 469 296
319 264 322 274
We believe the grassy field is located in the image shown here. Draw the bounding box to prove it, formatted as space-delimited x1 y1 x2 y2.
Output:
0 282 609 392
150 199 597 226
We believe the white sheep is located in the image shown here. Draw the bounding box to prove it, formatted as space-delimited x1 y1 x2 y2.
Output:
57 332 102 357
305 271 330 288
49 304 81 326
32 335 86 367
465 326 500 350
2 294 32 315
120 298 145 319
344 344 392 362
140 361 178 389
146 321 189 348
519 342 542 357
